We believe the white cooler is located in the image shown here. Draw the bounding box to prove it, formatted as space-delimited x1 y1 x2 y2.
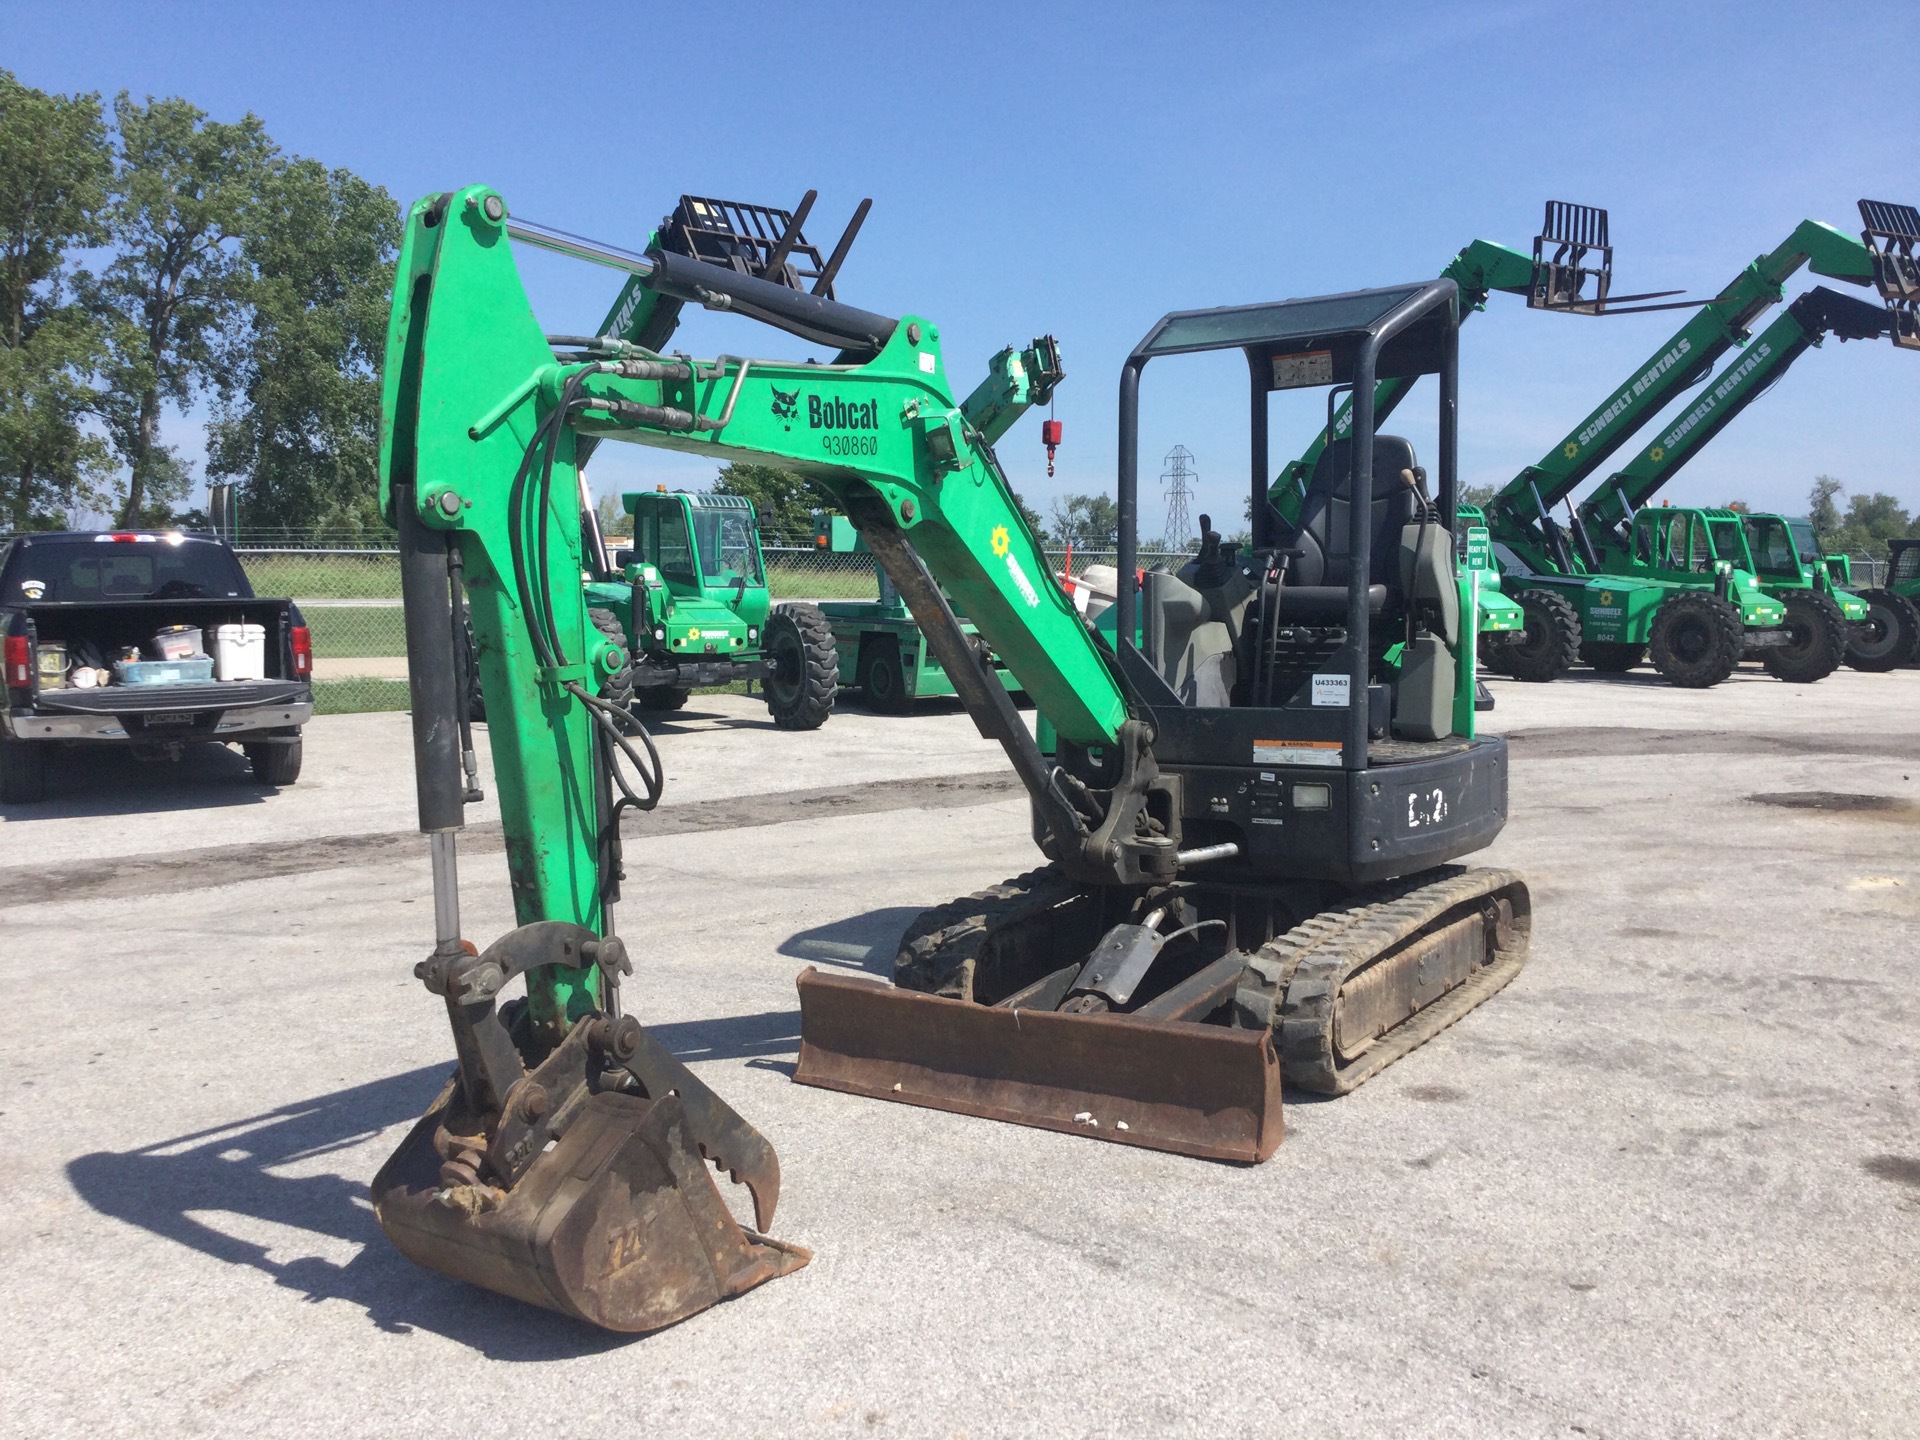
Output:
212 623 267 681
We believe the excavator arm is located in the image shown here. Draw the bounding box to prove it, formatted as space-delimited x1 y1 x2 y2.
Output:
386 185 1154 906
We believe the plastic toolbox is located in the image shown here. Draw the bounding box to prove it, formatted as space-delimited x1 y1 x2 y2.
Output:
114 657 216 686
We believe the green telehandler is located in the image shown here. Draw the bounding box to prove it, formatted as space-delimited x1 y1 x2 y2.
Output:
600 485 838 724
1477 204 1906 686
375 184 1532 1333
1566 207 1920 679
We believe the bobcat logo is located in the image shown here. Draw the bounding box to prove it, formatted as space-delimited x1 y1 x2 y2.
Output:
770 386 800 430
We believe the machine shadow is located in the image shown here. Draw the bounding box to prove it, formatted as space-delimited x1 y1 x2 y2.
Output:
1 741 271 821
778 906 922 976
62 1032 791 1357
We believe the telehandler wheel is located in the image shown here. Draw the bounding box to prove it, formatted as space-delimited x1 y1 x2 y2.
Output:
1649 591 1741 688
1762 592 1848 684
588 608 636 714
764 602 836 730
636 686 690 711
0 736 49 804
1580 640 1646 673
1501 589 1580 682
859 638 912 715
245 738 303 787
1846 589 1920 672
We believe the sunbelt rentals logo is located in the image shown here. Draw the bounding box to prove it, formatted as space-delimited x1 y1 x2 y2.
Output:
991 525 1040 607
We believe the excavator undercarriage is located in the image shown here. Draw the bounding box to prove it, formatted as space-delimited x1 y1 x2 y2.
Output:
798 864 1529 1161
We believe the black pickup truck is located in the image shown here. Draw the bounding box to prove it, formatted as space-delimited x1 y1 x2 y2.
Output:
0 531 313 802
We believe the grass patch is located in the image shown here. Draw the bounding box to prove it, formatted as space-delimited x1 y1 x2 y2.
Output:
312 677 411 715
242 553 400 600
764 563 876 601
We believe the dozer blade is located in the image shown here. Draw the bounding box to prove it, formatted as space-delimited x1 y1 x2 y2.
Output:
794 967 1282 1163
372 1081 808 1333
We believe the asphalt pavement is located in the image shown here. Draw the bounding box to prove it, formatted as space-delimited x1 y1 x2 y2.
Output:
1 668 1915 1438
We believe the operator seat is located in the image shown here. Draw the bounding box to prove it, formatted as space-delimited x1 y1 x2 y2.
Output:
1283 435 1461 739
1284 435 1418 608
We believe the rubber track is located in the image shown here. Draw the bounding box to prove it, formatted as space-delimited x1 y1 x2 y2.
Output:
894 865 1080 998
1271 866 1531 1094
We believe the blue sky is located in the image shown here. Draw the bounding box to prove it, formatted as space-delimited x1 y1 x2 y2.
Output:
8 1 1918 531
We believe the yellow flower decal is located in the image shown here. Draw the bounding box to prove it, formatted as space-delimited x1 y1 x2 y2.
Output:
1650 446 1665 462
991 525 1011 556
1563 441 1579 459
1599 591 1614 605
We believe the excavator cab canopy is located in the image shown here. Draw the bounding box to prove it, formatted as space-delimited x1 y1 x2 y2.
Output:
1118 281 1462 769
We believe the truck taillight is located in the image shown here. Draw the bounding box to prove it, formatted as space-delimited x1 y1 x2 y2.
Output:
4 634 30 686
291 625 312 677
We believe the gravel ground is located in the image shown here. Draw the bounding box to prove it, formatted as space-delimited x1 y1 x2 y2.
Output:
1 668 1915 1439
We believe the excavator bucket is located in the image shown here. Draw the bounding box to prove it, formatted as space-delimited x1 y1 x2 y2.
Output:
796 968 1283 1162
370 924 807 1334
373 1081 807 1333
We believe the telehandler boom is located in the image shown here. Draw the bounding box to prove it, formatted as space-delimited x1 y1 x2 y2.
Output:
376 183 1530 1333
1478 205 1908 684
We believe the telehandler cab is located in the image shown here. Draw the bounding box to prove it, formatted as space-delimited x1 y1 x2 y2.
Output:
375 184 1529 1334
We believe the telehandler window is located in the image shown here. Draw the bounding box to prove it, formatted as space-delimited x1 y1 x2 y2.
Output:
693 508 763 587
654 505 697 585
1745 518 1797 576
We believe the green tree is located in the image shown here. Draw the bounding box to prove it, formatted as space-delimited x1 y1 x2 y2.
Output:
0 72 115 529
206 155 399 537
1808 475 1843 536
1048 491 1119 548
1460 483 1498 510
1806 476 1918 561
710 461 831 542
96 93 273 525
595 490 631 539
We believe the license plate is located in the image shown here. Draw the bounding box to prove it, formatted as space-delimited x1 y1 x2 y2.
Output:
145 712 196 727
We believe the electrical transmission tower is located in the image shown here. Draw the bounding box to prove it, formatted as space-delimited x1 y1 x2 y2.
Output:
1160 445 1196 551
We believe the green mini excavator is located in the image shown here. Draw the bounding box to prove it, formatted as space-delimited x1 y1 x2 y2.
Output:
376 184 1530 1334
